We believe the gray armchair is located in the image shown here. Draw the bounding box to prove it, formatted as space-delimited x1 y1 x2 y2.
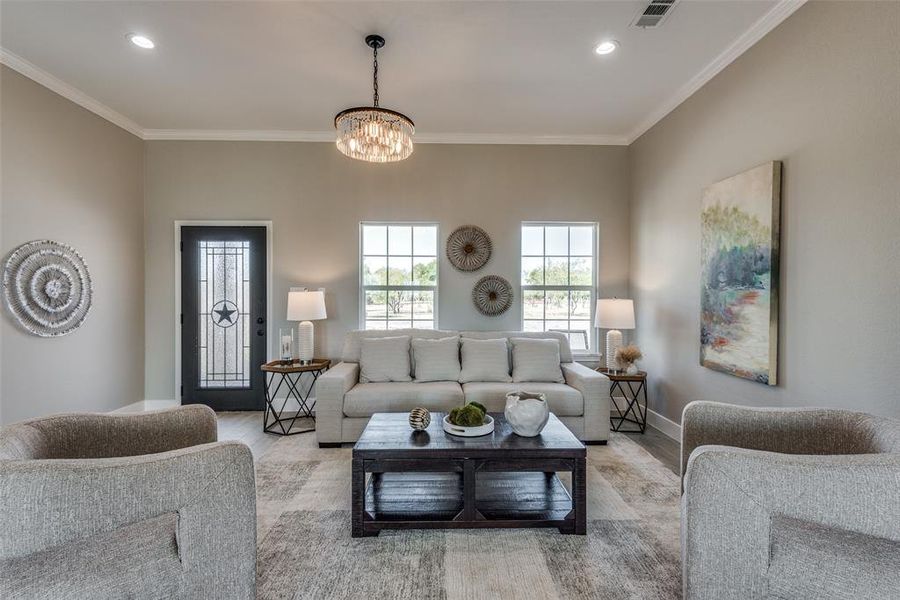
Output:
0 405 256 600
680 401 900 600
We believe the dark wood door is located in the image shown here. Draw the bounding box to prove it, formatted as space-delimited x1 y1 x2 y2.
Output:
181 226 267 410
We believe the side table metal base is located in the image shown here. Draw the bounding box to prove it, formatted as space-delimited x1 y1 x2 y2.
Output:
262 361 329 436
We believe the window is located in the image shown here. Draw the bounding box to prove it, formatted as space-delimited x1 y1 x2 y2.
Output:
521 223 597 354
360 223 438 330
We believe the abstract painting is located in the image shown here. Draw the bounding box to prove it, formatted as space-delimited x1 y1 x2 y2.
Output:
700 161 781 385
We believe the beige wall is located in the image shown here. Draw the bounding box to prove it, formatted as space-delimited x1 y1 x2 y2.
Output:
143 142 630 400
0 66 145 424
629 1 900 423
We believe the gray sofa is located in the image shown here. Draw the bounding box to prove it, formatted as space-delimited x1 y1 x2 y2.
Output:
0 405 256 600
681 401 900 600
316 329 610 446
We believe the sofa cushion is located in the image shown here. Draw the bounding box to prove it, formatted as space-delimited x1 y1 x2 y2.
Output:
510 337 564 383
462 382 583 417
412 336 460 382
359 336 412 383
459 338 512 383
766 515 900 600
342 328 459 363
343 382 465 417
460 330 573 363
0 512 183 600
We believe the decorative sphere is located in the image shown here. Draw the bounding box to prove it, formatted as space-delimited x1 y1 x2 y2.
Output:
409 407 431 431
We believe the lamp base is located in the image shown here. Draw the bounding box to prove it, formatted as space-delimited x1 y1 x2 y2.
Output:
605 329 623 371
297 321 314 363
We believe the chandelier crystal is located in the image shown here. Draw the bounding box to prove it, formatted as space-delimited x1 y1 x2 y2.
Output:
335 35 414 163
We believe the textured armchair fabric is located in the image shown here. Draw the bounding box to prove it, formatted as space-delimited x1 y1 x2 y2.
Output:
0 406 257 600
561 361 610 442
681 401 900 600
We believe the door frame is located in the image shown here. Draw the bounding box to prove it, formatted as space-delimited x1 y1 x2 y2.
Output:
174 220 273 403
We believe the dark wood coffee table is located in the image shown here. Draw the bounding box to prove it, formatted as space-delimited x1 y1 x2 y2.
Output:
351 412 586 537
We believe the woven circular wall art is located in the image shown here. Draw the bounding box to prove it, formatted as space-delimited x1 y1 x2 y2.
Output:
2 240 93 337
472 275 513 316
446 225 492 272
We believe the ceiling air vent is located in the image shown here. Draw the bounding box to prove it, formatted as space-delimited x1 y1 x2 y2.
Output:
632 0 679 28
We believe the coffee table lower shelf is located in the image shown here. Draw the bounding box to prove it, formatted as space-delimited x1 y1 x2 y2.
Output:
359 471 576 535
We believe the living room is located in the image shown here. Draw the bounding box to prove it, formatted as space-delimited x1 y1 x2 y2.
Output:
1 1 898 598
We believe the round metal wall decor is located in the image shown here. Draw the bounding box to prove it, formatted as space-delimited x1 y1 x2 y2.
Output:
446 225 492 272
472 275 513 316
2 240 92 337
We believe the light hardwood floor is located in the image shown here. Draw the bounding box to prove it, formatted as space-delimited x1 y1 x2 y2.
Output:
216 411 681 473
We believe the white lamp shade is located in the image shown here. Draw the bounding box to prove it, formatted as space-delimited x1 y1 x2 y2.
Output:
595 298 635 330
287 290 327 321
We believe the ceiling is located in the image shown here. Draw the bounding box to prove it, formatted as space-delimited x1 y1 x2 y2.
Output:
0 1 803 144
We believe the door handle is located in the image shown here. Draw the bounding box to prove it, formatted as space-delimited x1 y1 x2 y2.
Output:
257 329 265 336
257 317 265 324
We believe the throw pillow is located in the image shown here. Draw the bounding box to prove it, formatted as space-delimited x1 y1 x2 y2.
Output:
459 338 512 383
510 337 565 383
359 336 412 383
412 336 461 382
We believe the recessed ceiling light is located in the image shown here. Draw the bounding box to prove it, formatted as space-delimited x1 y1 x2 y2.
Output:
127 33 155 49
594 40 619 56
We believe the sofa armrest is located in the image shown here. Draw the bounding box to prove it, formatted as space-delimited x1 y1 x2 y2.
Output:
561 362 610 442
0 405 218 460
680 401 878 487
682 446 900 599
316 362 359 445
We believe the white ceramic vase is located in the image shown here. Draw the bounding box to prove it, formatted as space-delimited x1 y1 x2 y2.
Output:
505 392 550 437
625 363 638 375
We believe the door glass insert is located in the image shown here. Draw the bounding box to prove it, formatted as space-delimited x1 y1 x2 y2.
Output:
198 240 251 388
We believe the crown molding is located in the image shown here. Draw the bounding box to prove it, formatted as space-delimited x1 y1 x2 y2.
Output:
0 47 143 138
143 128 629 145
3 0 805 147
624 0 807 144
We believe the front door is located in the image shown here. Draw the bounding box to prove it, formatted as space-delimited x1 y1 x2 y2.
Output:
181 226 267 410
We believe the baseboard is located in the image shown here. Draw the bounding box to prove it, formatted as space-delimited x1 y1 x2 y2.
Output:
646 409 681 441
112 400 179 413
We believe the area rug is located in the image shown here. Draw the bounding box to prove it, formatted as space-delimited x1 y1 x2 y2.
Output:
254 433 681 600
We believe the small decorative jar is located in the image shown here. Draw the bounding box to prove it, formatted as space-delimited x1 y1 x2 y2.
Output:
624 363 639 375
504 392 550 437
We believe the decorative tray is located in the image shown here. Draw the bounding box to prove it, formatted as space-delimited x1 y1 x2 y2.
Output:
442 414 495 437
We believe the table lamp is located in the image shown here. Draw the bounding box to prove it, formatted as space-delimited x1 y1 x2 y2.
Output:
595 298 635 370
287 289 327 364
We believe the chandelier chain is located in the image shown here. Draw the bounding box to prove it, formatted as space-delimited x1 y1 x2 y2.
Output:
372 44 379 107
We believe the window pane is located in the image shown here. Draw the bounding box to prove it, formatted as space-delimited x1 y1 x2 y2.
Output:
365 291 387 319
387 256 412 285
523 290 544 320
545 257 568 285
363 256 387 285
413 226 437 255
546 320 569 333
523 320 544 332
570 257 592 286
388 226 412 255
545 226 568 256
387 320 412 330
412 257 437 285
570 226 593 255
546 291 569 319
412 290 434 321
570 320 592 350
413 321 435 330
522 226 543 255
570 290 592 320
522 257 543 285
365 320 387 330
362 225 387 255
387 291 412 320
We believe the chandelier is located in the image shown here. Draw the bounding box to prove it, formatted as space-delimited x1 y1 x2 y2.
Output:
335 35 414 163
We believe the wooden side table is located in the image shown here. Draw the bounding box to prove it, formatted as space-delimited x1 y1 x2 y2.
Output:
261 358 330 435
597 368 648 434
